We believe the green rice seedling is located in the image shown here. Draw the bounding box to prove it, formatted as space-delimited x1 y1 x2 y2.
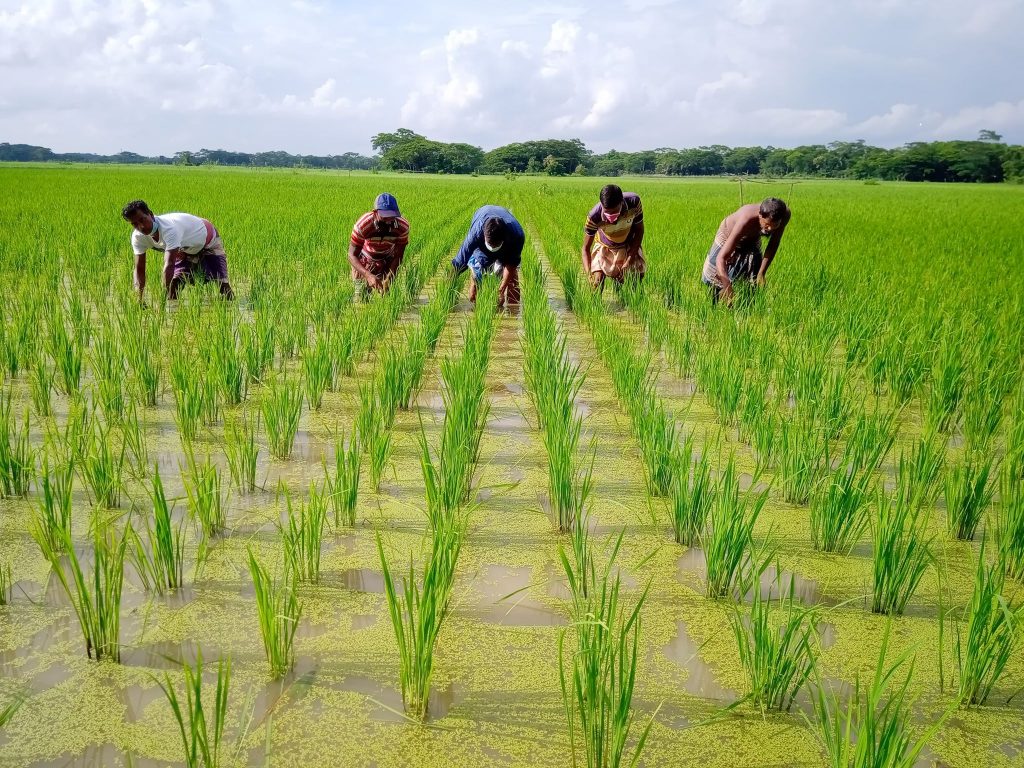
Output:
29 356 55 418
731 581 819 714
224 410 260 494
209 317 246 407
184 452 226 540
705 459 774 601
128 466 185 593
247 548 302 678
670 445 715 548
418 422 467 531
809 624 942 768
241 316 276 386
46 317 82 397
896 428 946 509
0 397 34 498
962 370 1007 452
945 456 996 541
118 304 162 406
330 317 361 379
778 413 826 505
80 418 124 509
366 423 393 492
810 465 872 554
543 415 595 533
871 490 933 615
558 539 653 768
64 286 93 347
302 333 333 412
954 541 1023 706
200 367 222 428
818 369 853 439
377 523 464 720
156 648 231 768
261 375 302 460
120 400 149 479
171 350 204 443
0 562 11 605
30 456 74 556
37 525 127 662
280 485 327 584
634 400 678 498
324 428 361 528
749 409 778 472
997 469 1024 580
397 331 430 410
843 405 899 478
925 329 967 433
91 323 125 423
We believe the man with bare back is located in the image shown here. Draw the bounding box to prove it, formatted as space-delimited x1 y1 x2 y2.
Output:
701 197 790 305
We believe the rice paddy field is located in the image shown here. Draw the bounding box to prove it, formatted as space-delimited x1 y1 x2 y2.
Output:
1 164 1023 767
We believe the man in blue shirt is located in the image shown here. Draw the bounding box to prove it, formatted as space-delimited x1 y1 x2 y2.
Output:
451 205 524 307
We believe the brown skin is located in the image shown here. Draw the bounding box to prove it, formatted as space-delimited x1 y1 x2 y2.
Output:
715 203 790 305
348 212 407 294
581 201 645 292
469 265 519 309
126 210 234 301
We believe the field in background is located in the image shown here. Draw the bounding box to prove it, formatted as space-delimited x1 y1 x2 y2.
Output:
1 165 1023 767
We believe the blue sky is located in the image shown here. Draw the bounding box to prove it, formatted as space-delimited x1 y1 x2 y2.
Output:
1 0 1021 155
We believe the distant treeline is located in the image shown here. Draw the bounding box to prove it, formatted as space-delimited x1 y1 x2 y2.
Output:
0 143 377 170
4 128 1024 183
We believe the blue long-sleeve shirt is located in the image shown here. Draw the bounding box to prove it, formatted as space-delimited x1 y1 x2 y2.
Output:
451 205 525 281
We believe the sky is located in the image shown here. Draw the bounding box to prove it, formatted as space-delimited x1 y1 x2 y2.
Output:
1 0 1022 156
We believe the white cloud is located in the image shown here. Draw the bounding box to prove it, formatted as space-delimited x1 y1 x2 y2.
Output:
544 20 579 54
0 0 1021 155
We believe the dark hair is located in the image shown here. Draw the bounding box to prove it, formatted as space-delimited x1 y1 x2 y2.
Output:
600 184 623 209
121 200 153 220
759 197 787 222
483 217 506 247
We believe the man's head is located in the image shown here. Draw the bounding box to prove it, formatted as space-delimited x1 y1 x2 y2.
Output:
758 197 788 236
122 199 156 236
600 184 624 223
374 192 401 221
483 217 506 254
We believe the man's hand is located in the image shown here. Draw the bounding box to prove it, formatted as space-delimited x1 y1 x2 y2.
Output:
366 273 381 292
469 280 478 304
720 283 735 306
756 274 766 288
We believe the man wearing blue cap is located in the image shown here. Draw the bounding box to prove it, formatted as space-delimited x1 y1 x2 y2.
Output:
451 205 523 307
349 193 410 298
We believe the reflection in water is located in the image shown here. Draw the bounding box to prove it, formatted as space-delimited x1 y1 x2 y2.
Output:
338 568 385 593
663 620 736 702
473 565 567 627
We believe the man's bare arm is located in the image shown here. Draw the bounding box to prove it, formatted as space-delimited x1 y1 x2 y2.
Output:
629 221 645 256
134 253 147 299
582 232 595 272
163 249 182 291
348 244 379 288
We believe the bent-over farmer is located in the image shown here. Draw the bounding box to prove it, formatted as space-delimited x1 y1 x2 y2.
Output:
702 197 790 305
123 200 234 300
451 205 523 308
349 192 410 298
582 184 645 290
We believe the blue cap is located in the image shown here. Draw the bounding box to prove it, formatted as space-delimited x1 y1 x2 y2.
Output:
374 192 400 218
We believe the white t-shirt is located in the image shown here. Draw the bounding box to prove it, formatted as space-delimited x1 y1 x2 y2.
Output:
131 212 210 256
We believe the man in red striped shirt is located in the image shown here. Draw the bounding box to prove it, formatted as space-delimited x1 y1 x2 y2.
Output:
348 193 410 298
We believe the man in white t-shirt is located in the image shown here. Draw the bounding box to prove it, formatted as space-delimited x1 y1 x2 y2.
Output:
122 199 234 300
